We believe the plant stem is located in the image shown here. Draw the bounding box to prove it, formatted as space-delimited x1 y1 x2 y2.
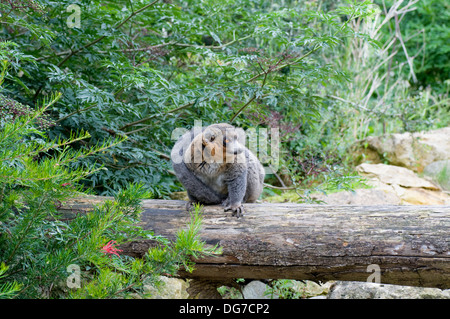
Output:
119 100 196 130
230 94 256 124
5 196 46 265
55 103 98 123
246 45 320 83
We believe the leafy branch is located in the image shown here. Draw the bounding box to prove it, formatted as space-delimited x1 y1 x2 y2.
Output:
33 0 160 100
58 0 160 68
245 45 321 84
175 34 253 50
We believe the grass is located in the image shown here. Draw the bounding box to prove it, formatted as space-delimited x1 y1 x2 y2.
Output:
264 175 371 204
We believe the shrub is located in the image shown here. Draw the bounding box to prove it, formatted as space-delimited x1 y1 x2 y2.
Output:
1 0 384 196
0 58 217 298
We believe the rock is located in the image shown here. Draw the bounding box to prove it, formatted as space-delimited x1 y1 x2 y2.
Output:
356 163 450 205
354 127 450 172
242 281 274 299
356 163 439 190
328 281 450 299
291 280 332 298
144 276 189 299
423 160 450 191
392 185 450 205
313 163 450 205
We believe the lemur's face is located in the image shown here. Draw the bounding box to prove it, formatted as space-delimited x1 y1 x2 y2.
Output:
203 127 245 159
221 128 245 156
186 126 245 165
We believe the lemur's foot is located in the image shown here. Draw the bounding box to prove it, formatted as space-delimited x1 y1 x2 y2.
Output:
224 204 245 218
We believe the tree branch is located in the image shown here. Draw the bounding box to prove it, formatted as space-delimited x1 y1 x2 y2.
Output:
57 0 159 68
33 0 160 100
246 45 320 83
119 100 196 131
394 13 417 83
230 94 257 124
36 41 176 62
174 34 252 50
55 103 98 123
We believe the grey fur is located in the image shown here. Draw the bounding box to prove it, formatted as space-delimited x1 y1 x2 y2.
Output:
171 123 265 217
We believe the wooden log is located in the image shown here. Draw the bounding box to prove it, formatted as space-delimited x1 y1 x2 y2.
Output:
60 197 450 289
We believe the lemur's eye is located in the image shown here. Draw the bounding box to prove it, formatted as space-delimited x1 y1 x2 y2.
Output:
210 135 215 142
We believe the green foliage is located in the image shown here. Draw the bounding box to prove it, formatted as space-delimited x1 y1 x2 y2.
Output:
69 190 218 299
174 204 220 271
376 0 450 90
0 263 21 299
265 279 304 299
435 163 450 190
306 0 449 162
144 204 220 280
0 59 218 298
0 0 390 195
3 0 445 195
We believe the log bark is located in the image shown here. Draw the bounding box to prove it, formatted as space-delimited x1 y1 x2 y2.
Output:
60 196 450 289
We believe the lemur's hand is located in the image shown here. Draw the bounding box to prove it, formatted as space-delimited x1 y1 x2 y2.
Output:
224 203 245 218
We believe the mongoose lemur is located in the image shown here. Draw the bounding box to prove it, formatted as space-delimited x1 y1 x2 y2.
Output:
171 123 265 217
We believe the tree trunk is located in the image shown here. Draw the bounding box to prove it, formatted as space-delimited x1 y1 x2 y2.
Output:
60 196 450 289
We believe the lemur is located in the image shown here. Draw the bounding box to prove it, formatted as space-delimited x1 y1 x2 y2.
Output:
171 123 265 218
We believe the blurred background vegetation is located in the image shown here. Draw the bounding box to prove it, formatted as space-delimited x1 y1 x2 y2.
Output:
1 0 448 198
